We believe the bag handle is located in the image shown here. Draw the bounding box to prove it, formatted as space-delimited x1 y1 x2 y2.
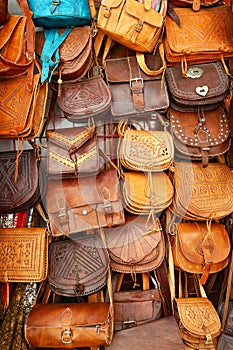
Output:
136 42 166 76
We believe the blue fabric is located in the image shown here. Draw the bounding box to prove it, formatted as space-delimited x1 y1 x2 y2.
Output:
27 0 92 28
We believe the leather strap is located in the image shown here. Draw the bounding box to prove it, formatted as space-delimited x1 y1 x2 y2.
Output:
136 42 166 76
128 57 144 110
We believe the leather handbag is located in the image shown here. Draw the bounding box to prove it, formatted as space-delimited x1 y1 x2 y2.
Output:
169 162 233 220
117 116 174 172
169 106 231 168
48 232 109 297
112 272 163 331
104 54 169 117
168 0 220 11
46 125 102 178
96 0 166 53
25 269 114 349
0 70 48 140
0 0 35 89
165 62 230 110
171 222 231 285
35 26 93 84
0 150 40 213
46 168 125 236
57 75 111 121
122 171 174 215
0 227 48 283
0 0 8 25
164 5 233 76
27 0 94 28
105 214 165 273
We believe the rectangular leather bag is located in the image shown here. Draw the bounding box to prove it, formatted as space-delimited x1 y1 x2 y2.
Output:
46 168 125 236
104 54 169 117
171 222 231 285
0 150 40 213
46 125 101 178
0 227 48 283
169 162 233 220
169 106 231 168
164 5 233 75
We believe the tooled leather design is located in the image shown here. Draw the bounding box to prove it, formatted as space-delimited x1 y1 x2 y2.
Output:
49 147 97 170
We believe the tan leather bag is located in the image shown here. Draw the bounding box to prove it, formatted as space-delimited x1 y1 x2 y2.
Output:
164 5 233 76
0 227 48 283
171 221 231 285
117 116 174 172
169 162 233 220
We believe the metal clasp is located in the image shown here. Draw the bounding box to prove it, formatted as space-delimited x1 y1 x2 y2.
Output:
130 78 144 90
61 330 72 344
52 0 60 5
104 7 111 18
122 320 136 329
134 21 143 32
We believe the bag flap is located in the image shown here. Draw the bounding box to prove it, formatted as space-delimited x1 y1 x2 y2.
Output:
165 6 233 54
26 302 111 327
175 297 221 336
124 171 174 208
174 162 233 219
125 0 164 26
47 126 96 152
170 107 230 147
166 62 229 101
104 55 164 83
0 227 48 282
0 15 24 50
176 222 230 265
105 215 162 264
100 0 124 9
46 169 121 213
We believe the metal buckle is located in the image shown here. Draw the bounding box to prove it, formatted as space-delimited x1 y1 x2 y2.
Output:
134 21 143 32
130 78 143 90
104 7 111 18
122 320 136 329
52 0 60 5
61 330 72 344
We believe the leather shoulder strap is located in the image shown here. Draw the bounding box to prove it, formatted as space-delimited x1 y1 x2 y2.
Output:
136 42 166 76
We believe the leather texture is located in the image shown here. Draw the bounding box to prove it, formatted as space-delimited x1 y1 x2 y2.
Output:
174 297 221 349
25 302 113 348
104 55 169 116
117 118 174 171
0 0 8 25
58 76 111 121
171 222 230 284
46 126 101 178
107 316 184 349
48 233 109 296
27 0 92 27
168 0 220 11
164 5 233 67
46 169 125 236
169 106 231 168
105 215 165 273
97 0 166 52
36 26 93 83
123 171 174 215
166 62 230 108
0 227 48 282
169 162 233 220
0 73 48 140
0 150 40 213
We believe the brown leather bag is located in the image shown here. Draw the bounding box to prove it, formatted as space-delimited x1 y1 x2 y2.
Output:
164 5 233 76
35 26 93 84
48 232 109 296
165 62 230 110
168 0 220 12
46 125 102 178
104 54 169 117
57 75 112 121
171 222 231 285
0 227 48 282
169 106 231 168
169 162 233 220
0 0 35 89
46 168 125 236
105 215 165 273
122 171 174 215
0 0 8 25
0 149 40 213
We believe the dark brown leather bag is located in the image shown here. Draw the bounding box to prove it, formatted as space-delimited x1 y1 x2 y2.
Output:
57 75 112 121
0 0 8 25
0 149 40 213
104 54 169 117
169 106 231 167
48 232 109 296
46 168 125 236
166 62 230 110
